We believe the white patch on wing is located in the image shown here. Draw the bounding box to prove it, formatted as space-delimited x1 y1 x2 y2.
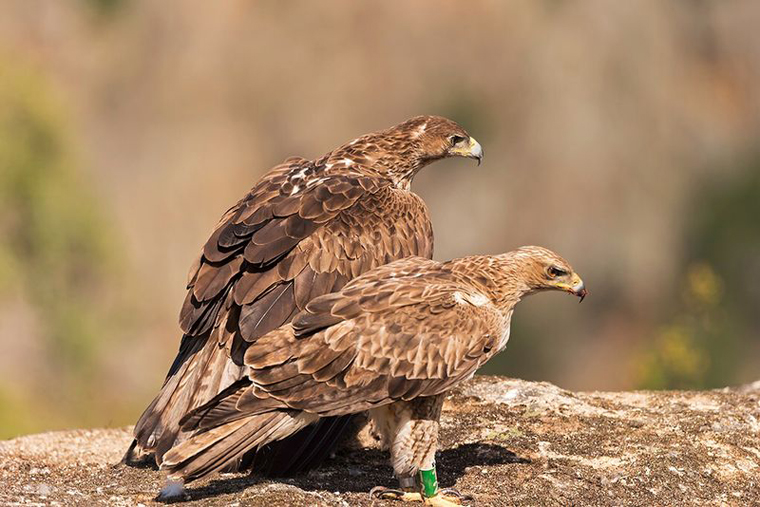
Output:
412 122 428 138
342 158 354 166
497 310 514 351
306 176 329 189
454 291 490 307
289 185 300 195
498 325 512 350
469 293 490 306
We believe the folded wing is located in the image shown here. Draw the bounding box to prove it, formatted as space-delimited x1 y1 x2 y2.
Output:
131 158 434 469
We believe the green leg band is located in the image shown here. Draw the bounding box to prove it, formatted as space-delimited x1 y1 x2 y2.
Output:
419 464 439 498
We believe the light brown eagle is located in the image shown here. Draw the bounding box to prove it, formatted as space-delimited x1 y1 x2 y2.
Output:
161 246 586 505
126 116 483 475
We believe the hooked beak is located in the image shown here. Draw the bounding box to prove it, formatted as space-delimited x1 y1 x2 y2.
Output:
557 275 588 303
451 137 483 165
574 280 588 303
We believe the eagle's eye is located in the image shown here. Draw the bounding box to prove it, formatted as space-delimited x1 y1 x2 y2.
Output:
449 135 467 146
547 266 567 279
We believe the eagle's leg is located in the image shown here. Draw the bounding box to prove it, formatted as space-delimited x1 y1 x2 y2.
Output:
369 396 471 506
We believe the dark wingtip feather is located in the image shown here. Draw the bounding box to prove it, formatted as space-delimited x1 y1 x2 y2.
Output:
252 415 355 476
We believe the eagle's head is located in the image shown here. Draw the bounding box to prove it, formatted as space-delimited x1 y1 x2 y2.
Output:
510 246 587 302
399 115 483 166
337 115 483 188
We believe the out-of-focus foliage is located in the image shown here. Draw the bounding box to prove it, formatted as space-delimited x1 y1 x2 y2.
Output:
636 158 760 389
689 158 760 322
82 0 128 18
635 263 720 389
0 60 119 437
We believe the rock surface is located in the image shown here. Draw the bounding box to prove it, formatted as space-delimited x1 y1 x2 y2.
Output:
1 377 759 506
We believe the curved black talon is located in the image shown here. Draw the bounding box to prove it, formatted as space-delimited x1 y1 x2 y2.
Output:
370 486 407 500
439 488 474 501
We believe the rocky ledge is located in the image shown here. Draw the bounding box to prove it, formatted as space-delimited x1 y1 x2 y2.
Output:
1 377 759 506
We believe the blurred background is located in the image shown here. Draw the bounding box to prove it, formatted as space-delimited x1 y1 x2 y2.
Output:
1 0 759 438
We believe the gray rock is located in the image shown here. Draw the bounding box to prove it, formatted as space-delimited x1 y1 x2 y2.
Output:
1 377 758 506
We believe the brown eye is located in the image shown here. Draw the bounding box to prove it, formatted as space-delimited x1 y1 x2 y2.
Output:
547 266 567 278
449 135 467 146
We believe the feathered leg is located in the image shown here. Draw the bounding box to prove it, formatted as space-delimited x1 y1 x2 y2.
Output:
369 396 471 506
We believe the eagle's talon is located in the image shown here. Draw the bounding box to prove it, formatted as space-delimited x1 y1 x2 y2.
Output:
370 486 421 502
439 488 473 501
368 487 468 505
370 486 403 499
423 491 471 506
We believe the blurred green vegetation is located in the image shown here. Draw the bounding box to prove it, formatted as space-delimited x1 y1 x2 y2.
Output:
635 262 721 389
0 59 120 437
635 157 760 389
82 0 128 18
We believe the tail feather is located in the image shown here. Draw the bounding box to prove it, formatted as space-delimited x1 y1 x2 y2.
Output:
178 379 251 431
125 332 352 478
130 336 204 459
162 411 317 482
128 331 245 464
180 384 288 433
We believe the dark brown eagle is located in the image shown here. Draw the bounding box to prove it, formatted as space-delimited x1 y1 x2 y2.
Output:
160 246 587 505
125 115 483 475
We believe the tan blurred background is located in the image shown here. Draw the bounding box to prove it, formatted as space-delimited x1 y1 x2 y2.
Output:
1 0 759 438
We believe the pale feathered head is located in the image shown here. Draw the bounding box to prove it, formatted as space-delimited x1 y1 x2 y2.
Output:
503 246 587 302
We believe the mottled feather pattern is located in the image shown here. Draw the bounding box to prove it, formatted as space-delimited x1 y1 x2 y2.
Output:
236 256 510 422
131 115 477 473
151 124 590 498
156 170 434 463
176 246 575 427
